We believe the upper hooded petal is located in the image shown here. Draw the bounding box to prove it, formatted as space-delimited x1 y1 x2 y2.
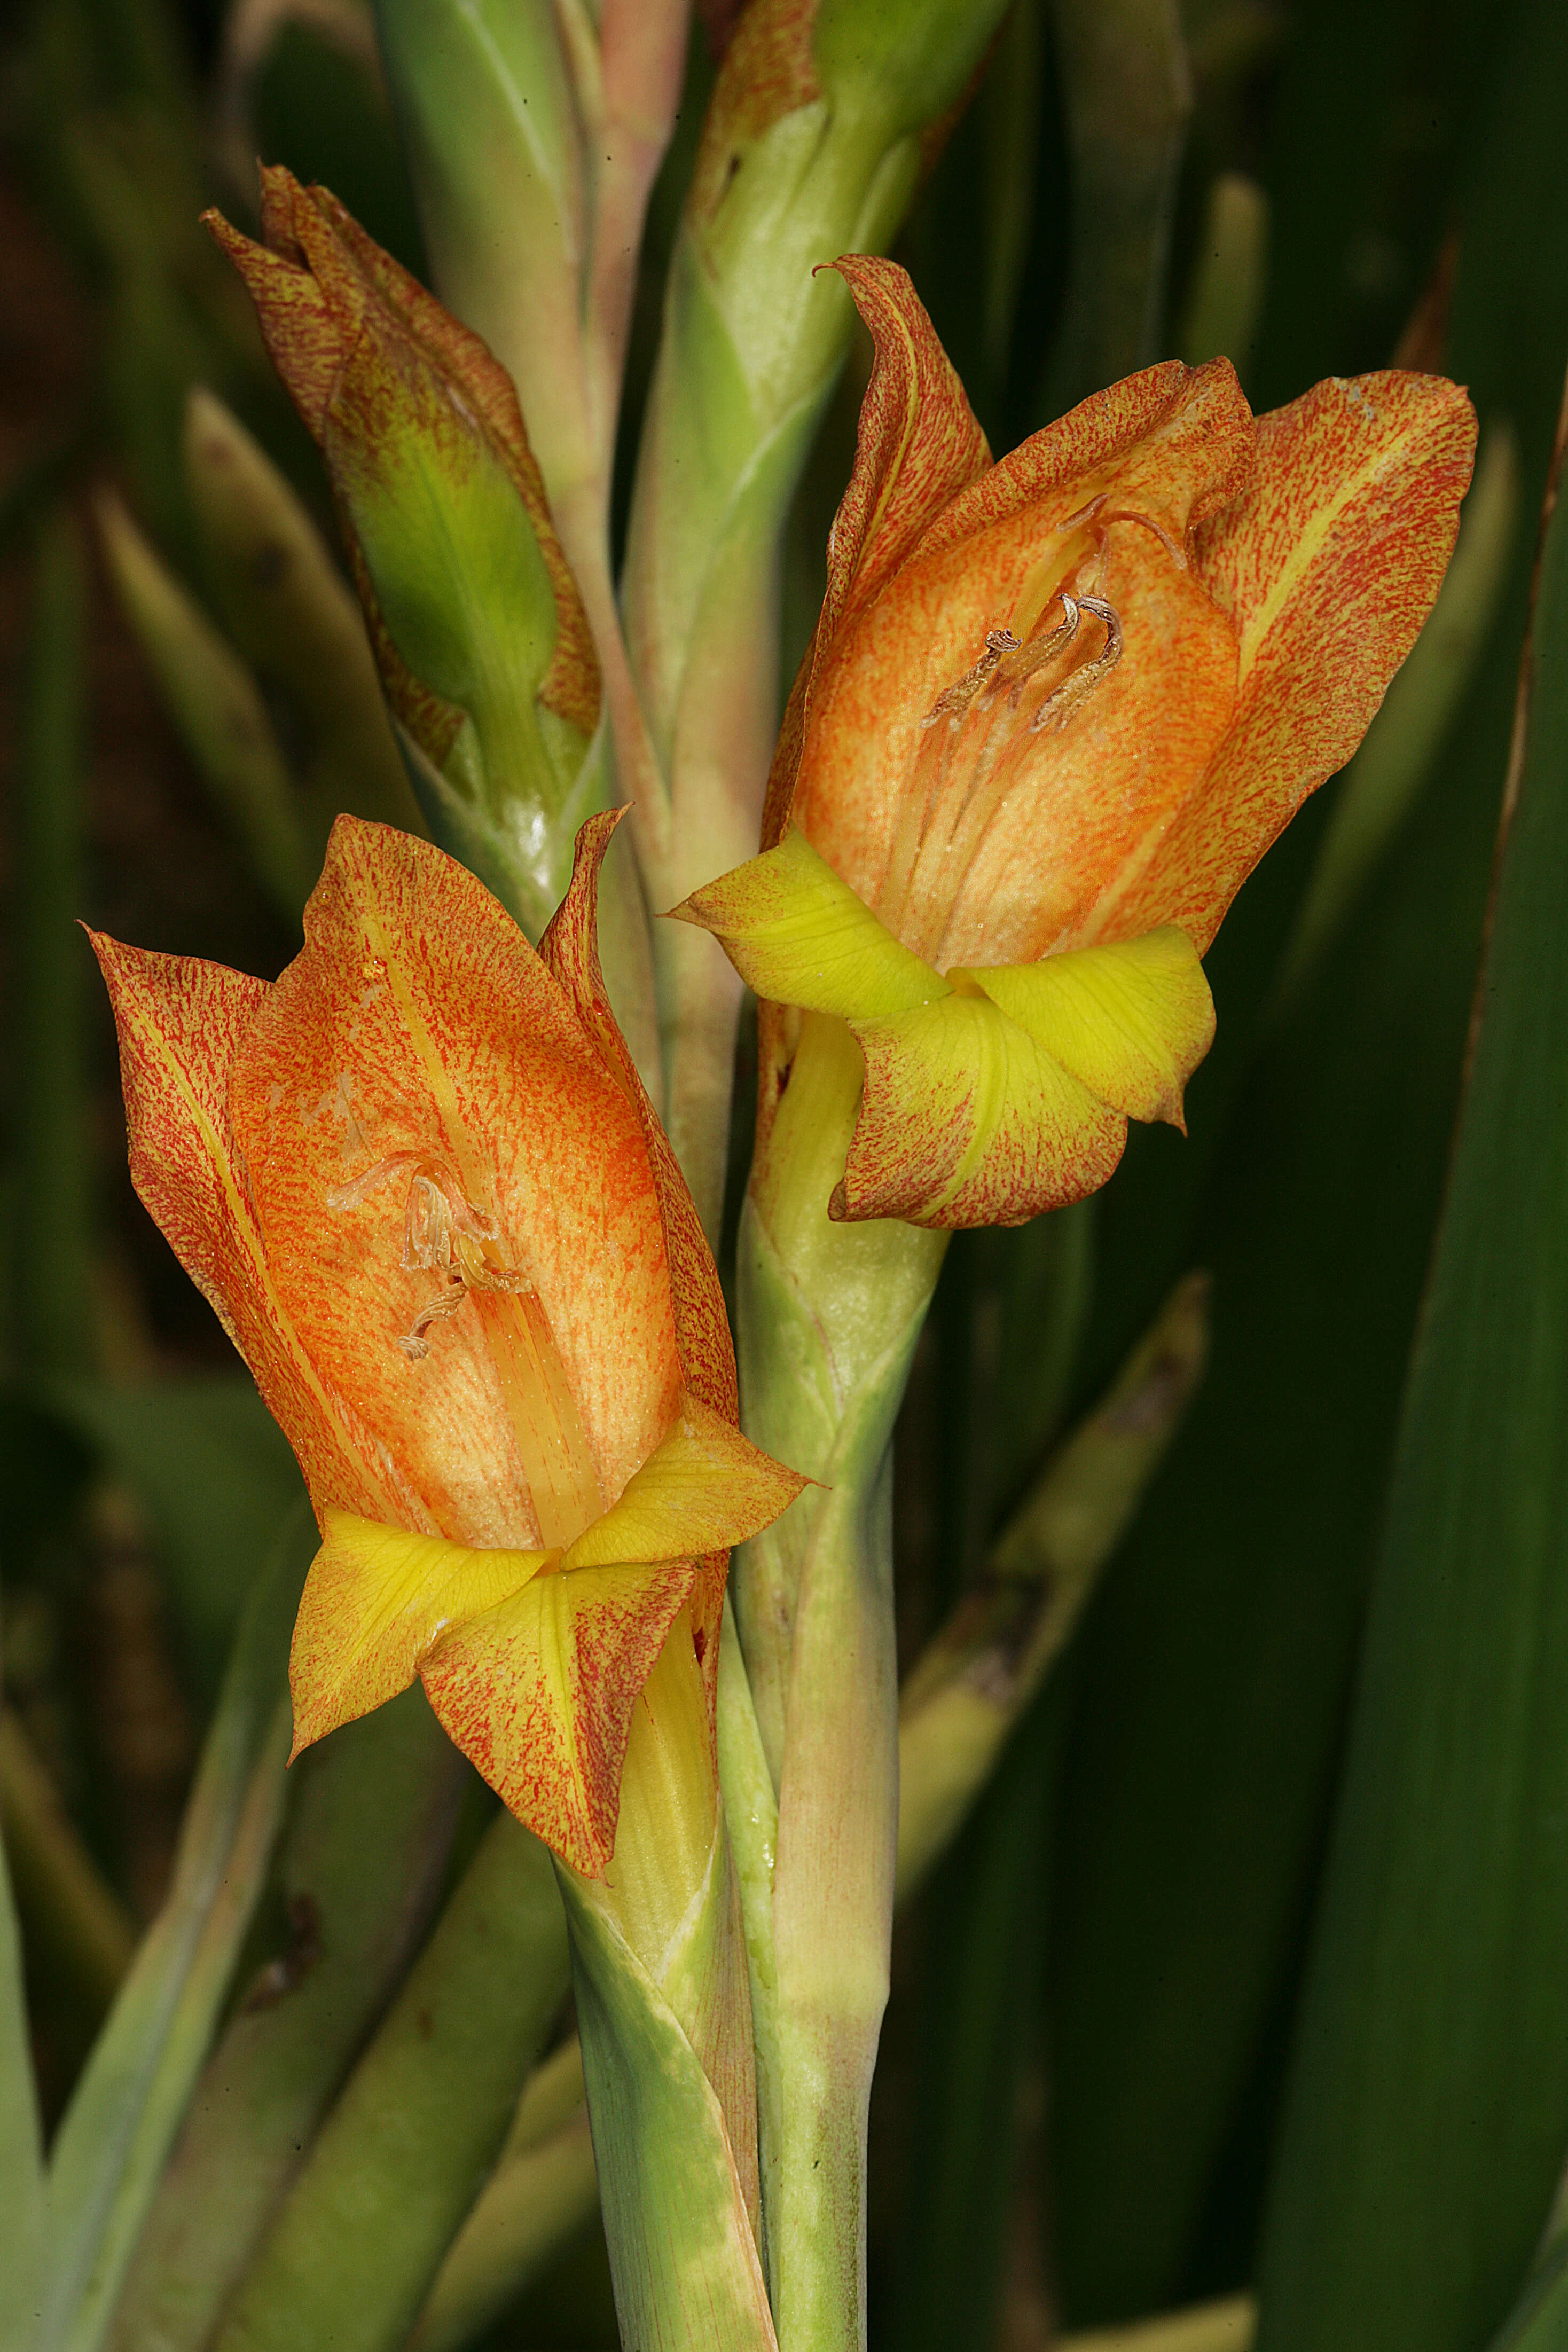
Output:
792 347 1255 963
228 817 682 1550
1086 370 1478 951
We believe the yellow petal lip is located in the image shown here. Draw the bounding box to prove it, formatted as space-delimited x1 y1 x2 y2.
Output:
563 1392 809 1570
952 926 1215 1134
288 1509 552 1757
669 830 946 1018
288 1390 807 1763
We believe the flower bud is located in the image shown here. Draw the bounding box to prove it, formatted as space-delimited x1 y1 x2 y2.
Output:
206 167 605 937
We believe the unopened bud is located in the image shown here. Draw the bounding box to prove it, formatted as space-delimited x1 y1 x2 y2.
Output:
206 167 605 937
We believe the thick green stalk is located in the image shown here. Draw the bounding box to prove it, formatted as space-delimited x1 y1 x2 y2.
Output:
556 1618 774 2351
733 1015 945 2352
207 1811 567 2352
399 1259 1210 2347
372 0 677 1092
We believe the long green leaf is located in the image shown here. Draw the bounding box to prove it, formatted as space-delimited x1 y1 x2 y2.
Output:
208 1811 567 2352
39 1506 312 2352
1039 0 1191 417
1252 367 1568 2350
1045 0 1568 2313
104 1690 469 2352
1 1717 46 2352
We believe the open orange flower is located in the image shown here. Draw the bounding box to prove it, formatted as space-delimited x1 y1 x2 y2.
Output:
92 814 802 1872
676 256 1477 1227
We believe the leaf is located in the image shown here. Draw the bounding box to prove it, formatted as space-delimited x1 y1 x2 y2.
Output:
1252 373 1568 2352
12 511 94 1385
205 1810 568 2352
97 491 313 924
38 1505 313 2352
1045 0 1568 2312
0 1732 46 2352
103 1691 469 2352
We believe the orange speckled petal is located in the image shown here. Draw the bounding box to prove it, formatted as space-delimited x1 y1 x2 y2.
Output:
228 817 681 1551
822 257 993 640
420 1559 697 1876
540 812 751 1704
838 995 1127 1229
1093 370 1478 951
88 934 405 1527
289 1510 550 1754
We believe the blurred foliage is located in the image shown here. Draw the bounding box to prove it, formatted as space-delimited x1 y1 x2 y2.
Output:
1 0 1566 2347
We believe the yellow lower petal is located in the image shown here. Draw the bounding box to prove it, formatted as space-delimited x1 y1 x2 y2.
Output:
670 828 946 1018
419 1560 696 1875
563 1392 807 1571
289 1509 550 1754
842 994 1126 1228
955 925 1214 1130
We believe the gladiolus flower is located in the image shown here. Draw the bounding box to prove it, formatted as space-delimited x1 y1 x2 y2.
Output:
91 814 803 1872
676 257 1477 1227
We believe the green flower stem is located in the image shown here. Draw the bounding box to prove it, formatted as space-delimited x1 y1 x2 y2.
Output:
105 1690 470 2352
207 1810 568 2352
0 1709 136 2023
896 1271 1211 1904
716 1596 787 2280
555 1618 774 2351
733 1014 946 2352
373 0 678 1095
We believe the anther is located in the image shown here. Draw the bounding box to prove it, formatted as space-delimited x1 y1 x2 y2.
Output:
921 628 1021 728
1029 594 1123 732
